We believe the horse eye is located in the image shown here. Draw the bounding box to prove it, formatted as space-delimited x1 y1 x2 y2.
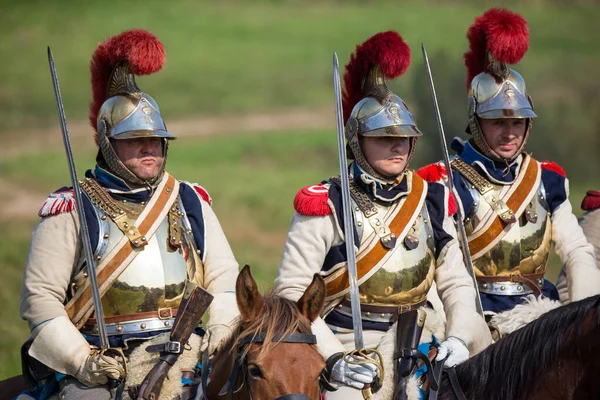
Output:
247 364 264 379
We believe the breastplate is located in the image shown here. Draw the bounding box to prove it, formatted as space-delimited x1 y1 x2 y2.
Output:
95 200 196 317
345 201 436 306
464 179 552 276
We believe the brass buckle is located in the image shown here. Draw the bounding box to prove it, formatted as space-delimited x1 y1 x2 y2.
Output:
158 307 173 320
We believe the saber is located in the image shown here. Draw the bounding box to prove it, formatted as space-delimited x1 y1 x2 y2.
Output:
421 44 484 317
48 47 110 347
333 52 364 349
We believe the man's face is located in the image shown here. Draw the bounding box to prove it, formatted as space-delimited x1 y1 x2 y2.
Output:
113 137 165 180
360 136 410 178
479 118 527 159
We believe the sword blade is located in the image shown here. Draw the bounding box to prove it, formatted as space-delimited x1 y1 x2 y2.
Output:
48 47 110 347
333 52 364 349
421 44 484 317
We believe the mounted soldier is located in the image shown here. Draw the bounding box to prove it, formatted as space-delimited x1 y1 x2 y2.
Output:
274 31 490 399
417 8 600 334
18 30 239 399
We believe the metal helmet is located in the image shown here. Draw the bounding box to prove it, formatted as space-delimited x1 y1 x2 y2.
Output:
342 31 421 182
464 8 536 162
89 30 174 186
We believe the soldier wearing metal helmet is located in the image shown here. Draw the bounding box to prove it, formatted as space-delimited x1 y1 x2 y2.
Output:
418 8 600 335
274 32 490 398
19 30 239 399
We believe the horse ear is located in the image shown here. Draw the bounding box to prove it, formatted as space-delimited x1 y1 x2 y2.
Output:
236 265 264 322
297 273 326 322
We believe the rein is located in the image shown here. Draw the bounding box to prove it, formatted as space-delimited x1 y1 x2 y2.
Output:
218 332 319 400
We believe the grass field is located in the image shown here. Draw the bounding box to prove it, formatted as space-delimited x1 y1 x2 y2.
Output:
1 1 598 131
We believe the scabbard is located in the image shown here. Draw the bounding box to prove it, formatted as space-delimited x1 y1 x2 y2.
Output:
394 308 426 400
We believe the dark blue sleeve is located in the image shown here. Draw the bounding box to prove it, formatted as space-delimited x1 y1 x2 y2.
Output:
326 179 361 248
451 170 476 219
541 168 568 213
425 182 453 259
179 183 206 257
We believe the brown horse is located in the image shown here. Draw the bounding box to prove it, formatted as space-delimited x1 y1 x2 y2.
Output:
437 294 600 400
204 265 326 400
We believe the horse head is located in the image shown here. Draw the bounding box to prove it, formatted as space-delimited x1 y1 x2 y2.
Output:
438 295 600 400
206 265 326 399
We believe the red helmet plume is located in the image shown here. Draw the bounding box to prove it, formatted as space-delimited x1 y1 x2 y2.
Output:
89 30 166 129
342 31 411 124
464 8 529 90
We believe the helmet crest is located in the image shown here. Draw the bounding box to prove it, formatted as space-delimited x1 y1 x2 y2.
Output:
342 31 411 125
89 30 166 141
464 8 529 90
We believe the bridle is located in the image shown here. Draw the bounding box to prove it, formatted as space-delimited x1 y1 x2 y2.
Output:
216 332 329 400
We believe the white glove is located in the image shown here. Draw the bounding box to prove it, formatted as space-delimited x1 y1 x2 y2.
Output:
435 336 469 367
330 355 379 390
28 316 126 387
201 324 233 357
75 348 127 387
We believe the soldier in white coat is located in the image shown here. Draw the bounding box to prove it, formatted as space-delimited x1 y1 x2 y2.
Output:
274 31 490 399
19 30 239 399
418 9 600 331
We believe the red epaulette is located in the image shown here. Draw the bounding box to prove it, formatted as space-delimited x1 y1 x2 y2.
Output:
582 190 600 211
540 161 566 177
38 189 75 217
294 184 331 216
448 192 458 217
191 184 212 206
417 162 447 183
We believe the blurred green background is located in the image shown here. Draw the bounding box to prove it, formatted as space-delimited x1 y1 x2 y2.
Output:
1 0 598 380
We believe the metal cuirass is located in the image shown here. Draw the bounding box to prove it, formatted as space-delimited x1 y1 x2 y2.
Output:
465 180 551 277
88 199 199 317
344 201 436 307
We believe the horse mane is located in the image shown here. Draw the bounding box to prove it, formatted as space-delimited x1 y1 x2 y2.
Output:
442 295 600 400
224 294 313 361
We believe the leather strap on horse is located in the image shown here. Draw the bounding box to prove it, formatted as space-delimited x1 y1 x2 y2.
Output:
65 173 179 328
446 367 467 400
325 174 427 298
477 271 545 297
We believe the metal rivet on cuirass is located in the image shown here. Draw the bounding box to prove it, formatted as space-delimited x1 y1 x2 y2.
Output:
116 325 123 333
166 188 171 193
357 222 362 227
140 324 147 329
122 199 127 203
164 321 170 327
83 272 88 278
517 286 523 291
380 314 386 319
103 234 109 239
133 240 139 245
101 215 107 220
500 286 506 291
365 312 371 317
141 201 146 206
482 283 488 289
141 237 146 242
95 255 101 260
